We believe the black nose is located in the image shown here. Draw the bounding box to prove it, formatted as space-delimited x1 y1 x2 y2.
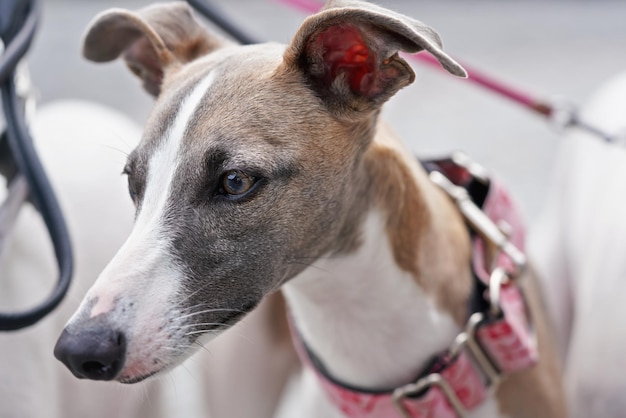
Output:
54 326 126 381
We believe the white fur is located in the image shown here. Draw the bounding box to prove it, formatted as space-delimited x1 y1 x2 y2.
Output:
281 210 501 417
82 71 217 322
0 100 215 417
58 71 222 381
140 70 217 234
529 72 626 418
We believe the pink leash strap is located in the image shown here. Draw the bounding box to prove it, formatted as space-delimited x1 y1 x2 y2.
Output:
275 0 618 143
274 0 553 118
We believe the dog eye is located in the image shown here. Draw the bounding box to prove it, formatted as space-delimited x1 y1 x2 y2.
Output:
221 170 256 196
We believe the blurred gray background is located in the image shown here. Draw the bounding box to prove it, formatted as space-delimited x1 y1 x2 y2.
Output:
28 0 626 221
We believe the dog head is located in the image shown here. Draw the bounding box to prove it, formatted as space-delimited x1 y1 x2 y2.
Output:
54 0 465 383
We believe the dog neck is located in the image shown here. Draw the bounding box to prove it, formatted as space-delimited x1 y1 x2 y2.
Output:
282 125 474 390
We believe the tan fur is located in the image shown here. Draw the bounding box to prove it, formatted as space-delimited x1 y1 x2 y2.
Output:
366 135 429 276
365 125 566 417
84 2 229 96
365 124 473 325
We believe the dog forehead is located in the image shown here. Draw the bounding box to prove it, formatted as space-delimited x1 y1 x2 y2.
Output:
132 41 355 181
140 43 319 147
183 46 329 142
168 42 291 109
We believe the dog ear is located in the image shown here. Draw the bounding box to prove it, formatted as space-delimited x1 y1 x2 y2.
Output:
282 0 466 118
83 2 228 96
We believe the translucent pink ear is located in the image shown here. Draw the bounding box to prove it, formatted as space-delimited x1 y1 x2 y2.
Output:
284 0 466 117
83 2 227 96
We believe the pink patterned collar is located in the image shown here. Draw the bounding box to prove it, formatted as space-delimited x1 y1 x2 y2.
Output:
289 154 537 418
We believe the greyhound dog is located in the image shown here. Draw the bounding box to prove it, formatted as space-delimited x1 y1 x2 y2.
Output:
54 1 566 417
529 72 626 418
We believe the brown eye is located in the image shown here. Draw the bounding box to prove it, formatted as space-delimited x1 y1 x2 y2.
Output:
222 170 256 196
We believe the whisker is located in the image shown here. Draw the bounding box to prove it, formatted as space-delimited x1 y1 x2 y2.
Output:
291 255 343 261
90 130 134 150
98 143 130 157
193 340 211 353
175 301 241 317
162 346 189 354
174 308 245 322
192 340 216 359
178 322 232 330
184 329 226 337
166 373 179 403
176 282 217 304
212 325 254 345
176 301 214 314
286 260 335 275
141 380 153 410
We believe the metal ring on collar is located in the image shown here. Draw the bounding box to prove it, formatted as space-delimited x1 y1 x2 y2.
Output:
392 372 468 418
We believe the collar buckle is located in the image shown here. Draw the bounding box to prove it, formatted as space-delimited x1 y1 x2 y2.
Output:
392 372 468 418
429 169 527 275
451 312 502 387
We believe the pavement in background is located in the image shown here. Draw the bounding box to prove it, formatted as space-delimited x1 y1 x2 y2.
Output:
28 0 626 220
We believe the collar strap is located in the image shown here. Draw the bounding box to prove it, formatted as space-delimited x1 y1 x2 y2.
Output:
289 153 537 418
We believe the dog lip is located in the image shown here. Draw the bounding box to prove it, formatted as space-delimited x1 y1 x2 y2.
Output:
118 369 160 384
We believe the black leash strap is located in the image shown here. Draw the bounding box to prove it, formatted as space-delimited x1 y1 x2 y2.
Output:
0 0 240 330
0 0 74 331
186 0 257 45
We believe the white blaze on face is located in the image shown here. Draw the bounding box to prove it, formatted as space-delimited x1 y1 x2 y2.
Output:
67 71 217 324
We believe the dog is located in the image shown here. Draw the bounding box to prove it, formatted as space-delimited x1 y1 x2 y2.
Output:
54 1 566 417
529 72 626 418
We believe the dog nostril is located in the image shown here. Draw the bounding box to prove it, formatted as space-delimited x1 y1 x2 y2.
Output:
82 360 118 377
